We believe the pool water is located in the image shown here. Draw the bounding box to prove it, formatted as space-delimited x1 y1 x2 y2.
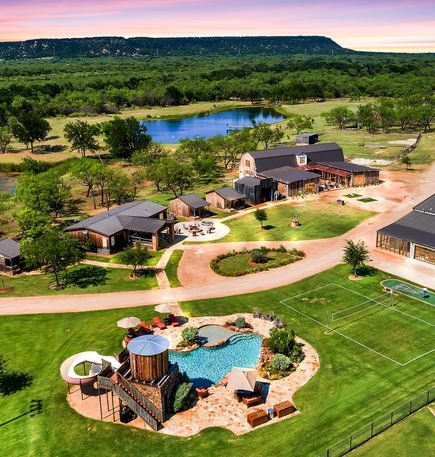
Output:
169 333 263 387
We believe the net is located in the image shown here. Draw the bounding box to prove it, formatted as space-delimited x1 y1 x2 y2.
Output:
331 294 391 323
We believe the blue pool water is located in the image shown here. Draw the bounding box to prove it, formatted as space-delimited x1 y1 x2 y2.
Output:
141 107 283 144
169 333 263 387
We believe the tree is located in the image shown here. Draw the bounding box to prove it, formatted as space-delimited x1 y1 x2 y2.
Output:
16 171 70 217
21 231 85 288
131 143 167 167
0 126 12 153
101 116 152 159
342 239 370 276
15 207 53 239
70 158 101 206
118 244 151 277
401 155 412 170
254 208 268 229
321 107 355 130
149 156 193 197
357 103 378 133
9 111 51 153
0 193 14 226
287 113 314 134
20 157 49 174
212 129 256 169
252 123 284 149
64 120 100 158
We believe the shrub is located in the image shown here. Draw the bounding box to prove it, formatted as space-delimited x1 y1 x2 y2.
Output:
271 354 292 372
234 316 247 328
355 264 376 277
181 326 198 345
250 249 269 264
172 375 193 412
267 329 297 358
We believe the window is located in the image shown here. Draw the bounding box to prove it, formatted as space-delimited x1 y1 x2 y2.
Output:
245 159 251 168
102 237 108 248
296 154 307 166
110 237 115 247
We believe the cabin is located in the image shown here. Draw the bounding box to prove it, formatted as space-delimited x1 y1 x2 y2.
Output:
0 238 21 275
64 200 174 254
239 142 379 194
234 176 275 205
205 187 245 211
258 166 320 197
169 194 210 218
295 132 318 145
376 194 435 265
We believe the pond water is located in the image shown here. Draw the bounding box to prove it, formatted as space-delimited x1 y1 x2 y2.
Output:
0 173 17 194
141 107 284 143
169 333 263 387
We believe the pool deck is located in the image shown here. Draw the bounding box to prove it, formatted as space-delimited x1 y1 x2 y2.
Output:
67 313 320 436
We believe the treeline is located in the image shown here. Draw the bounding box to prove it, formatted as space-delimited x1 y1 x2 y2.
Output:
322 97 434 133
0 54 433 118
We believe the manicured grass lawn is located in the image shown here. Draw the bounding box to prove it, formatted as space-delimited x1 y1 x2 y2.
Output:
216 201 374 242
212 248 304 276
165 250 184 287
344 193 362 198
0 265 433 457
0 266 158 297
352 407 435 457
86 249 164 266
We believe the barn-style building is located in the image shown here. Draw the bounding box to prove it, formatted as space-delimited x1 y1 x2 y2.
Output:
64 200 174 253
205 187 245 211
169 194 210 218
0 238 21 275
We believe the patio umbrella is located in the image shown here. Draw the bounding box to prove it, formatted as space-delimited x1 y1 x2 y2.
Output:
117 317 141 329
226 367 257 392
154 303 177 314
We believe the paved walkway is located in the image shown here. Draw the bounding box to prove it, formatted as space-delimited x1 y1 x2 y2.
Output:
0 165 433 315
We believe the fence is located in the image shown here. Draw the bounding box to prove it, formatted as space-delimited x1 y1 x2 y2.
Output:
401 132 422 158
324 387 434 457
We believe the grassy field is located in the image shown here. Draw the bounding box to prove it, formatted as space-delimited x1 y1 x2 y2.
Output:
0 264 433 457
0 266 158 297
165 250 184 287
351 407 435 456
215 201 374 242
86 249 164 266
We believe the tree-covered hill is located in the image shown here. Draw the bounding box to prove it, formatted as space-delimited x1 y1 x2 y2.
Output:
0 35 349 60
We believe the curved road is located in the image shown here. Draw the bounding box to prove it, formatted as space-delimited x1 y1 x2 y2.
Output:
1 164 434 315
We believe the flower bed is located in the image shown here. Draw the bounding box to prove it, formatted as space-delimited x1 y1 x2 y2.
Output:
211 246 305 277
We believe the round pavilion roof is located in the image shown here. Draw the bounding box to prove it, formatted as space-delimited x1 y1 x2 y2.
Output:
127 335 170 356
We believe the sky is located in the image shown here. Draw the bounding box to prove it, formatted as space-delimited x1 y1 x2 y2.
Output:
1 0 434 52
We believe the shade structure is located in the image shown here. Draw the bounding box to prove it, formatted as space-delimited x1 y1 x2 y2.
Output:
127 335 170 356
117 317 141 329
226 367 257 392
154 303 177 314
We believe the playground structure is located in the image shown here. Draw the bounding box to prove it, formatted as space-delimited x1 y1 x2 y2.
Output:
60 351 121 386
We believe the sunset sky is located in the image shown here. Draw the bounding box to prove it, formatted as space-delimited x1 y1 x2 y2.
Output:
1 0 434 52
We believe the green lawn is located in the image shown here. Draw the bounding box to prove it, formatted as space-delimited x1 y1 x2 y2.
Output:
352 407 435 457
215 201 374 242
86 249 164 266
165 250 184 287
358 197 378 203
0 266 158 297
0 264 433 457
212 248 304 276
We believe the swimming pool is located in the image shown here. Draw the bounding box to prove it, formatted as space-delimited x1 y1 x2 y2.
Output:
169 333 263 387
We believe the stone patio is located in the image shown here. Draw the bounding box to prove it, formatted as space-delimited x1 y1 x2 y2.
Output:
174 220 230 242
67 313 320 436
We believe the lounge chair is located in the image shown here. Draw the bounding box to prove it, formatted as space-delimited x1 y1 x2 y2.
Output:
153 316 166 329
196 387 210 399
140 321 153 334
168 314 181 327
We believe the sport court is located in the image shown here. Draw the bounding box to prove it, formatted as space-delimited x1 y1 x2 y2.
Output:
280 282 434 366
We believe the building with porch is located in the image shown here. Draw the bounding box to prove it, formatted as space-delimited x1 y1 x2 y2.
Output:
205 186 245 211
376 194 435 265
238 142 379 199
295 132 318 145
169 194 210 218
0 238 21 275
64 200 174 253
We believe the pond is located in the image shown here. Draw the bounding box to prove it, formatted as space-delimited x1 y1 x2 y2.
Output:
141 107 284 143
169 333 263 387
0 173 17 194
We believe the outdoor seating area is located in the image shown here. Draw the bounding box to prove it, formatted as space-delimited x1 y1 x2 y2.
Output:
174 219 230 241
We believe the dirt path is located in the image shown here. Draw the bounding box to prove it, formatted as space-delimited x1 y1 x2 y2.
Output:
0 164 433 315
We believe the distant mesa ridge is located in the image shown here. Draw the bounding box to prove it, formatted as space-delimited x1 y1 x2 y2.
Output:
0 36 351 60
